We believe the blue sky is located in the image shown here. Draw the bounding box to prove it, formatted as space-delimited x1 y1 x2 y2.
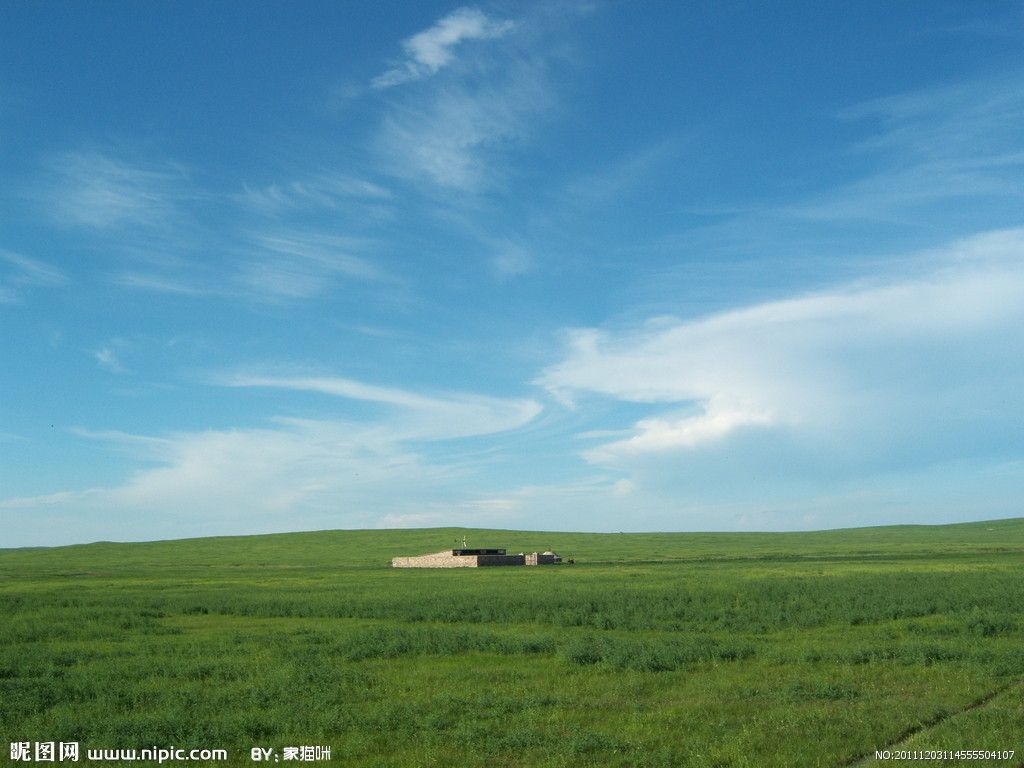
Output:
2 1 1024 546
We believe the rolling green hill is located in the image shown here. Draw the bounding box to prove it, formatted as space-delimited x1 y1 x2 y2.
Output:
2 519 1023 767
3 516 1023 571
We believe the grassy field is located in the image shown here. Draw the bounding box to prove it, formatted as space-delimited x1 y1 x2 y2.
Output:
2 519 1023 767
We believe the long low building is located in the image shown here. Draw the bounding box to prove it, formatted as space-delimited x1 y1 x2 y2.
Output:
391 548 561 568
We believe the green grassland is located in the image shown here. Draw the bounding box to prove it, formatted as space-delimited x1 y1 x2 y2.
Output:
2 519 1023 767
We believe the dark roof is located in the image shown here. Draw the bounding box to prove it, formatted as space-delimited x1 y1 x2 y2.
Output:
452 548 506 556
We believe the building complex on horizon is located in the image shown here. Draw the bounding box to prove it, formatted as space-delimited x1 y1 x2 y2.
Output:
391 547 562 568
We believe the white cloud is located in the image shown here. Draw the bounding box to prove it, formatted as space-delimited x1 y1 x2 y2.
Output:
0 420 433 543
0 375 542 544
584 400 774 463
539 228 1024 467
102 421 423 513
372 7 516 89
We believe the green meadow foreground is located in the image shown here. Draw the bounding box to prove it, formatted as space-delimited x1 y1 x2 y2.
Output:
2 521 1023 767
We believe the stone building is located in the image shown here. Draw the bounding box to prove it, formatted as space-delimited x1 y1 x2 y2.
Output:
391 547 562 568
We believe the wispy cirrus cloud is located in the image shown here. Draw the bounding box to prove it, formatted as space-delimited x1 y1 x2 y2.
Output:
490 241 535 277
631 70 1024 326
112 271 214 297
237 230 385 300
44 150 187 229
0 249 67 303
376 59 554 191
238 174 392 216
91 345 128 374
111 227 388 303
562 139 684 206
220 373 542 440
32 146 399 305
788 72 1024 221
39 149 395 304
372 7 516 89
371 6 572 192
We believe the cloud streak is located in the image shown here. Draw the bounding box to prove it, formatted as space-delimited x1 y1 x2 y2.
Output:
110 227 388 303
45 151 187 229
237 230 384 300
238 174 392 216
372 7 516 89
0 250 66 303
789 72 1024 221
221 373 542 440
91 346 128 374
376 59 553 191
37 150 393 305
